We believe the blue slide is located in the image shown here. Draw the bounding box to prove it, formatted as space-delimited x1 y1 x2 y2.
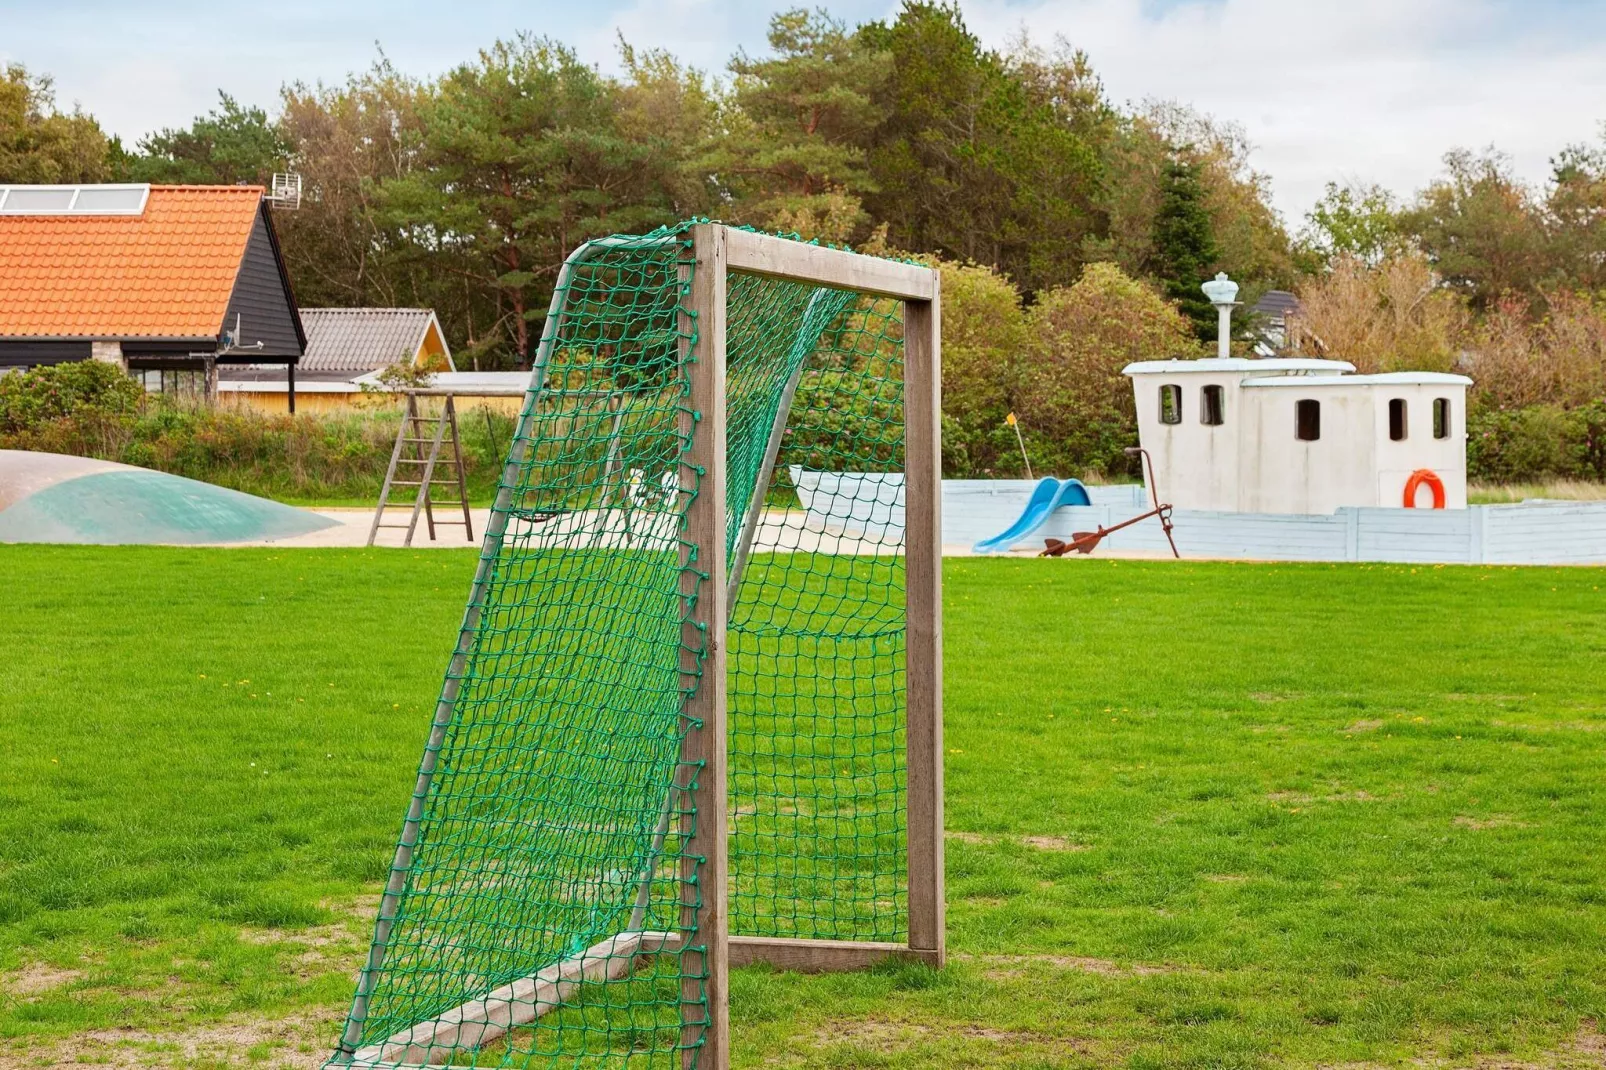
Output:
973 477 1092 554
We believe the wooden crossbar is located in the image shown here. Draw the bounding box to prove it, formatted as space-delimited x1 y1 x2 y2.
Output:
346 930 679 1068
724 228 935 301
341 931 934 1069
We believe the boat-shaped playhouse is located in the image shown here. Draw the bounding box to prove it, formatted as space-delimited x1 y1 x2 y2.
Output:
795 275 1606 565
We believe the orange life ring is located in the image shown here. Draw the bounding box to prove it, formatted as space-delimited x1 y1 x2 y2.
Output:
1403 468 1446 509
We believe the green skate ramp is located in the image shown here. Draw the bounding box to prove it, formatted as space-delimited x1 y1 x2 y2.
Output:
0 450 338 545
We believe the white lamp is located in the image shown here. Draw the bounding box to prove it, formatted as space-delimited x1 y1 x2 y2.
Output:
1201 272 1240 359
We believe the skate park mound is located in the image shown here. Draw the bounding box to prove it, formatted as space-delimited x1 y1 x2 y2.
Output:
0 450 339 545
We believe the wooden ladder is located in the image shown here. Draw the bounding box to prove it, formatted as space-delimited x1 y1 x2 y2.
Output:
368 393 475 547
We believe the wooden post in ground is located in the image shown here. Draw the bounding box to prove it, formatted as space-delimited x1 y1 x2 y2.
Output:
903 286 945 966
679 223 729 1070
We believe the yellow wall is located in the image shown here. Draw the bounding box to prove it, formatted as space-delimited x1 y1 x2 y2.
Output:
221 390 524 416
418 320 453 372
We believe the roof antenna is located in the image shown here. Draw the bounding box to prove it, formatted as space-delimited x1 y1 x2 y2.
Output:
221 313 265 354
1201 273 1240 359
268 173 302 211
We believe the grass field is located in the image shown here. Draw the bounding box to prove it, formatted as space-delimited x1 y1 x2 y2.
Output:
1 549 1604 1069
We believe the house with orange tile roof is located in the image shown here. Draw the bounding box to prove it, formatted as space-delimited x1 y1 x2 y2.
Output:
0 183 306 407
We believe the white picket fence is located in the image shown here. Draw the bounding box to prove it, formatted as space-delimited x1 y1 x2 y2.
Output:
791 473 1606 565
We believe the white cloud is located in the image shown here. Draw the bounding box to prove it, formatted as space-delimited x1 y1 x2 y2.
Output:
959 0 1606 223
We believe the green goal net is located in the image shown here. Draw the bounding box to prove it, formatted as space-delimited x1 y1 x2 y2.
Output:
327 222 924 1069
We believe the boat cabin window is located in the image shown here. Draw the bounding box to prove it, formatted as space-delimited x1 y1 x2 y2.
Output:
1433 397 1450 439
1296 399 1321 441
1159 384 1182 425
1201 385 1224 426
1389 398 1408 441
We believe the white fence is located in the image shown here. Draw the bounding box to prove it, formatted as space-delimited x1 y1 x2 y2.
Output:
793 474 1606 565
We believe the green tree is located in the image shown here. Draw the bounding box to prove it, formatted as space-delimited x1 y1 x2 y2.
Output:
276 60 431 311
0 63 109 183
720 8 889 242
615 44 721 222
859 3 1104 295
1297 181 1405 269
385 36 690 367
117 93 289 185
1403 149 1549 310
1151 152 1220 340
1546 136 1606 293
1087 103 1291 298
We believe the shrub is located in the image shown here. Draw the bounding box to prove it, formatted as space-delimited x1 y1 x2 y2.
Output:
0 391 516 503
1018 262 1198 478
1291 253 1468 372
1466 404 1592 483
1466 290 1606 410
0 360 143 434
935 260 1030 477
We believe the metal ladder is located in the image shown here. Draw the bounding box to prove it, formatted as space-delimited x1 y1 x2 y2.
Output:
368 393 474 547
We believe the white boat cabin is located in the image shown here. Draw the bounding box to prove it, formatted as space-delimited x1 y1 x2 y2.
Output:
1122 358 1472 514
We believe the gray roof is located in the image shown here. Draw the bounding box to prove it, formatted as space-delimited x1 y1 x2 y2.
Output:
295 308 447 373
1252 290 1302 319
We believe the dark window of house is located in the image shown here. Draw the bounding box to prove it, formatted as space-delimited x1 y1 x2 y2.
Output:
1389 398 1408 441
1433 397 1450 439
1201 385 1225 426
1296 399 1321 441
1159 384 1182 424
133 368 208 397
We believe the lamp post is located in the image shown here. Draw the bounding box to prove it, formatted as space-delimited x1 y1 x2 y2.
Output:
1200 272 1240 359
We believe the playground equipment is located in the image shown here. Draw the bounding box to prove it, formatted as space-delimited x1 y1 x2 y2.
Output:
0 449 336 544
972 476 1091 553
369 392 475 546
326 223 942 1070
1041 447 1178 558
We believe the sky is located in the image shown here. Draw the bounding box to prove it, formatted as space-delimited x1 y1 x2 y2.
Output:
4 0 1605 227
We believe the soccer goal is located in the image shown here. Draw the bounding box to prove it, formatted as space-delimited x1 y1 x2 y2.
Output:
325 223 942 1070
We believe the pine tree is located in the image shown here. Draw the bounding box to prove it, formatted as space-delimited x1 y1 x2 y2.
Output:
1152 153 1220 342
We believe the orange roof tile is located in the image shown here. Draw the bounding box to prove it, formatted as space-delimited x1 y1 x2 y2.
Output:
0 185 263 339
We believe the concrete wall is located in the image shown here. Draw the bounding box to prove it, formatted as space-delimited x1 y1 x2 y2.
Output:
795 474 1606 564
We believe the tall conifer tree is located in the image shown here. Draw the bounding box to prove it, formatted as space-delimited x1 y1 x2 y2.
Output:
1152 152 1220 342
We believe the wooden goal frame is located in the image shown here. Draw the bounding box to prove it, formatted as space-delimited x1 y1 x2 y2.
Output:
340 224 942 1070
683 225 944 1068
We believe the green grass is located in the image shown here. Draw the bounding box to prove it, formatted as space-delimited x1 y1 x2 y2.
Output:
1469 480 1606 504
1 549 1604 1068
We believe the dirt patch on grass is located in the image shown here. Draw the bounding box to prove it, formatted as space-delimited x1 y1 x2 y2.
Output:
321 890 383 922
1267 789 1379 805
1454 814 1523 830
812 1018 1089 1058
959 951 1181 981
945 830 1089 852
0 1008 339 1069
1344 719 1386 733
2 962 83 996
945 830 990 844
1204 874 1248 883
237 922 355 949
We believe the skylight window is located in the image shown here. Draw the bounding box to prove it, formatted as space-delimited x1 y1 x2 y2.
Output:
0 184 149 215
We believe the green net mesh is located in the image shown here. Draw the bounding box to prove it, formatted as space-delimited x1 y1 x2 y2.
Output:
328 223 910 1068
